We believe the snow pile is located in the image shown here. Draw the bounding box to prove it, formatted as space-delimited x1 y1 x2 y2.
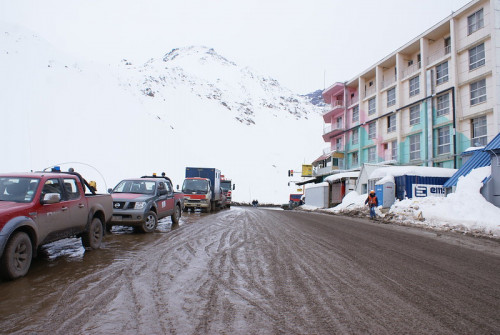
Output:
369 165 457 179
389 166 500 236
324 171 359 183
323 166 500 238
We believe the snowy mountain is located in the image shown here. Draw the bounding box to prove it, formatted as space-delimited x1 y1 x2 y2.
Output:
118 46 318 125
0 22 324 204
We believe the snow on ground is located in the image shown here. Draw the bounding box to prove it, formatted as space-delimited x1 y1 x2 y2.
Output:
299 166 500 239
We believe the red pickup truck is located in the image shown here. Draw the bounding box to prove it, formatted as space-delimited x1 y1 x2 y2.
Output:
0 170 113 280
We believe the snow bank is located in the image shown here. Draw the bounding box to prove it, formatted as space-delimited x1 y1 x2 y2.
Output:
319 166 499 238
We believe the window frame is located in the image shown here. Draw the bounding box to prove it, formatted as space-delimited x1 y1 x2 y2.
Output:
471 116 487 146
436 93 450 117
368 146 376 162
436 61 449 85
470 78 486 105
352 105 359 123
469 43 485 71
437 126 451 155
409 75 420 97
409 104 420 126
368 97 376 115
352 128 359 145
391 140 397 161
409 134 421 161
387 114 396 133
386 88 395 107
368 122 376 140
468 8 484 35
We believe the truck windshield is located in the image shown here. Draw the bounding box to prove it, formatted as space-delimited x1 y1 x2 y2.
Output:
221 181 231 191
113 180 156 194
182 179 209 194
0 177 40 203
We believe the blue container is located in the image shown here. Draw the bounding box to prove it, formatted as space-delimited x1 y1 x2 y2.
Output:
375 184 384 205
394 175 450 200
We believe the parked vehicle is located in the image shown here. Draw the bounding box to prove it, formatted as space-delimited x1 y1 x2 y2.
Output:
220 176 235 208
182 167 223 212
108 174 184 233
0 168 113 280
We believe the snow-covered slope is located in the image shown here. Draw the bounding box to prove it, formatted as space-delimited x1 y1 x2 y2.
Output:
0 22 324 203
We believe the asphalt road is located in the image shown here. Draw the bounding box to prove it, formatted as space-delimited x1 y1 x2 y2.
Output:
0 206 499 334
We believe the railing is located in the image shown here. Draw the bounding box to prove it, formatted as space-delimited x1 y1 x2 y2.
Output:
323 100 344 115
427 45 451 65
381 76 397 89
364 85 377 98
323 123 344 135
401 61 421 79
349 96 359 106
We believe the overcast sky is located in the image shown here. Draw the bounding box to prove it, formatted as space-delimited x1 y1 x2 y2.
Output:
1 0 472 94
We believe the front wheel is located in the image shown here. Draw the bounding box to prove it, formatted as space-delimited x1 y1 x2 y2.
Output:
171 205 181 225
1 231 33 280
82 217 104 249
140 211 158 233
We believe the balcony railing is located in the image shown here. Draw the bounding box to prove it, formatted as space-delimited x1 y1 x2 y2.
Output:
381 76 397 89
323 100 344 115
349 96 359 106
427 45 451 65
364 85 377 98
401 61 421 79
323 123 344 135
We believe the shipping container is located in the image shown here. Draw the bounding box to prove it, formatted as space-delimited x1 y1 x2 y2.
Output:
394 175 449 200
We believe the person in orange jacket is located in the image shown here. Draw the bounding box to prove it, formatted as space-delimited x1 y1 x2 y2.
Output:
365 190 378 219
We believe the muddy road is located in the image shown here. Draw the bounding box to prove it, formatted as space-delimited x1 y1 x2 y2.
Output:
1 207 499 334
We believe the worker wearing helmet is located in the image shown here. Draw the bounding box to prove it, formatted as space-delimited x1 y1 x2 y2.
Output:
365 190 379 220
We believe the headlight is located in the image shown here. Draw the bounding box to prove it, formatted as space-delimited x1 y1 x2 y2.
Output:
184 196 190 199
134 202 146 210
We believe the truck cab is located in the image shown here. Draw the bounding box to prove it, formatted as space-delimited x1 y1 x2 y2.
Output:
220 176 235 208
183 167 223 212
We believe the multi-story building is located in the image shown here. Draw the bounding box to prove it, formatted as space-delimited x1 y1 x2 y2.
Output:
319 0 499 175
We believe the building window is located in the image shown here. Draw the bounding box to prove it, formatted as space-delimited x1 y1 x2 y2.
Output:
387 114 396 133
409 104 420 125
437 126 450 155
436 93 450 117
436 62 449 85
471 116 487 146
387 88 396 107
368 97 376 115
391 140 397 160
352 128 358 145
444 37 451 54
469 43 485 71
335 137 342 151
409 134 421 161
352 105 359 123
409 76 420 97
352 151 359 166
368 146 376 162
368 122 376 139
470 78 486 105
468 8 484 35
336 116 343 129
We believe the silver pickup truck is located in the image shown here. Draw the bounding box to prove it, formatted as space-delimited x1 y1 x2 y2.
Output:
0 170 113 280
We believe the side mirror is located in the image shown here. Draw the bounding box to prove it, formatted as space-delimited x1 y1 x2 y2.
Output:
42 193 61 204
107 188 113 194
233 184 236 190
176 185 179 190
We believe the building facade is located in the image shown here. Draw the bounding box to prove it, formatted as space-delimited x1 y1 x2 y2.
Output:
320 0 500 174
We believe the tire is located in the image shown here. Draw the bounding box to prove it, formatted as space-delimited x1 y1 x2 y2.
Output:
140 211 158 233
82 217 104 249
171 205 181 225
1 231 33 280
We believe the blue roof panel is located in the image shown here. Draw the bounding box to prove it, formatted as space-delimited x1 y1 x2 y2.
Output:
443 150 491 188
484 132 500 151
